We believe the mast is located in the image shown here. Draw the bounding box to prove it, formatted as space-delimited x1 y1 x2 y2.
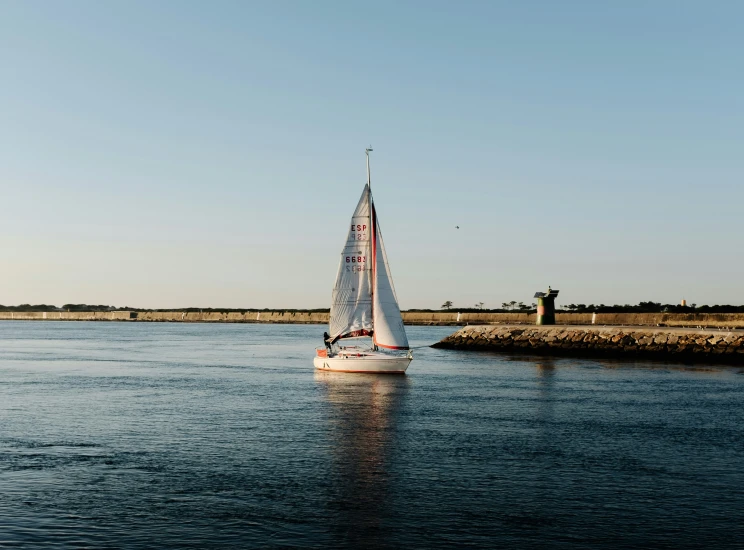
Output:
366 146 373 189
367 147 377 348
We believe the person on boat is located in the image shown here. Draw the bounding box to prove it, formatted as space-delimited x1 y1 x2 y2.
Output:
323 332 332 353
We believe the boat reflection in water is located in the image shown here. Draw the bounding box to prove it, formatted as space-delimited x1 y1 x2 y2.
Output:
314 371 410 546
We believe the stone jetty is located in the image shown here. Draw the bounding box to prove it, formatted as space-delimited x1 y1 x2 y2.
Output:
432 325 744 363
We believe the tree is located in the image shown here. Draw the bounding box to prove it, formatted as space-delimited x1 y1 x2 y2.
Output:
501 302 510 310
509 300 517 310
441 301 453 310
518 302 529 311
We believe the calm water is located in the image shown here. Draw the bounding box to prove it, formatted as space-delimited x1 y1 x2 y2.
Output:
1 321 742 548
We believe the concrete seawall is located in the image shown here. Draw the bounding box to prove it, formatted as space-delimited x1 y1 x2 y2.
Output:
0 311 330 323
0 311 135 321
133 311 331 323
432 325 744 364
2 311 744 328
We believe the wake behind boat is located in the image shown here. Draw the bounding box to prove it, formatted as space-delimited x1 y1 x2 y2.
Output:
314 148 412 374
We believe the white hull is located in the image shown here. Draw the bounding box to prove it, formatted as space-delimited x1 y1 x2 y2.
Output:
313 354 411 374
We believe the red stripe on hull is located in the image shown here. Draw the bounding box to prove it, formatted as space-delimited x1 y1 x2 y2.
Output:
375 343 409 350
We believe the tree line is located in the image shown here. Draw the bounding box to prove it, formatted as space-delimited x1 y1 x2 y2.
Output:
424 301 744 314
3 302 744 314
0 304 331 313
562 302 744 314
0 304 129 312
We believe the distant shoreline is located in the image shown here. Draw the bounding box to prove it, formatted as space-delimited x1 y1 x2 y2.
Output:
3 311 744 329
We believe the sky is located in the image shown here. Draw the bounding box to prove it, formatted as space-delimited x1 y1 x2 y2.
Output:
1 1 742 309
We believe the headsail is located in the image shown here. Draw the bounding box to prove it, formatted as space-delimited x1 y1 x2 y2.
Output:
371 205 409 350
329 184 374 341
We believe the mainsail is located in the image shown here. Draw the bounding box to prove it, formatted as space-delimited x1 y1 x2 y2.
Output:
371 206 409 350
329 185 374 340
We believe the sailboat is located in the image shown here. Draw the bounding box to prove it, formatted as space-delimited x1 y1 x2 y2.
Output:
314 148 412 374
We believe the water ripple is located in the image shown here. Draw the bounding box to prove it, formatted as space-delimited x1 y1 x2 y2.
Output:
0 321 742 548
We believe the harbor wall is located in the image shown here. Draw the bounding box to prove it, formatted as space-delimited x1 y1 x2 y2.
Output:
432 325 744 364
0 311 330 323
132 311 331 323
401 312 744 328
1 311 744 328
0 311 135 321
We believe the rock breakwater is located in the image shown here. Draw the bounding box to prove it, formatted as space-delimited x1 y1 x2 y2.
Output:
432 325 744 364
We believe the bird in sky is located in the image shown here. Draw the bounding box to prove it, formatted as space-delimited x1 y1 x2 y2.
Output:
455 226 459 229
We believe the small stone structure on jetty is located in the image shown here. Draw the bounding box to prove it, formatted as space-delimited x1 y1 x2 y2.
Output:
432 325 744 364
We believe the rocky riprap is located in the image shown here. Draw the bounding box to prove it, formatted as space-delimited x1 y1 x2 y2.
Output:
431 325 744 363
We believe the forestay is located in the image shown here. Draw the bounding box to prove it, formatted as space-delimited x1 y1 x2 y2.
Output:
329 184 374 340
372 207 409 350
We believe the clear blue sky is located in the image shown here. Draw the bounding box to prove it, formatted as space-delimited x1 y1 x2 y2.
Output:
1 1 742 309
